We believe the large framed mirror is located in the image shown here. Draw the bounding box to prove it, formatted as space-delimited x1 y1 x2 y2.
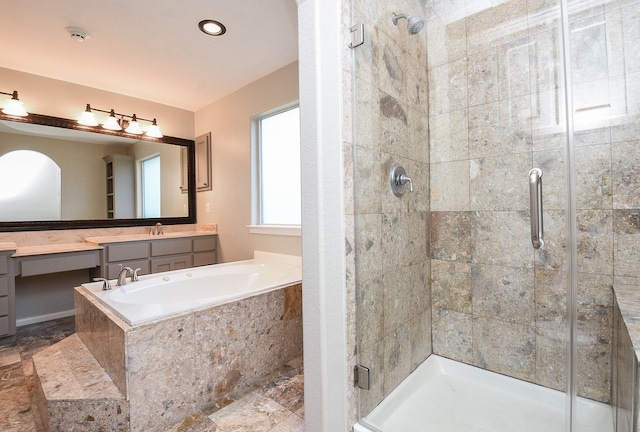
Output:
0 111 196 231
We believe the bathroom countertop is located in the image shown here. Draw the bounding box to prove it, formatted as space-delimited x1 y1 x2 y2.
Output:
12 242 103 257
613 284 640 351
0 242 17 252
85 230 217 245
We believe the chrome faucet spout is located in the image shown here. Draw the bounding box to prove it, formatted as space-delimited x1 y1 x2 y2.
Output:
150 222 164 236
117 266 133 286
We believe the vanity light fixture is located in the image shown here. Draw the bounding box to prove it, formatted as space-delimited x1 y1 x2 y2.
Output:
77 104 163 138
102 109 122 131
125 114 143 135
198 19 226 36
1 90 28 117
145 119 163 138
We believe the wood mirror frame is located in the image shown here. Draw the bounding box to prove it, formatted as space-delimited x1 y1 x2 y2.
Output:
0 111 196 232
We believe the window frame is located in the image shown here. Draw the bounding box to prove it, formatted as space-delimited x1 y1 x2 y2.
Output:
248 101 301 236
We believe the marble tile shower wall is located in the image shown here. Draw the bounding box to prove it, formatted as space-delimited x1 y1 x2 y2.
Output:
427 0 640 403
351 0 432 417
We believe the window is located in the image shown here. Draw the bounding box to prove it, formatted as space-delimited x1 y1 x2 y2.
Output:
250 103 301 235
141 155 161 218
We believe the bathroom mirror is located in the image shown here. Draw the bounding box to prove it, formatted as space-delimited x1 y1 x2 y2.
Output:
0 111 196 231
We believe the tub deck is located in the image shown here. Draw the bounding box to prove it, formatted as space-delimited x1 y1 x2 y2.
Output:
83 256 301 325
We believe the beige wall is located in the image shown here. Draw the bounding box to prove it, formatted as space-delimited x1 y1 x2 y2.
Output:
0 66 194 139
195 62 301 262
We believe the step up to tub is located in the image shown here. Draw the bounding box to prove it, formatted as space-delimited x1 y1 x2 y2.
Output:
32 334 130 432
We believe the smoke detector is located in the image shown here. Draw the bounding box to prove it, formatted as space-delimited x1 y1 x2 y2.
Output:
65 27 90 42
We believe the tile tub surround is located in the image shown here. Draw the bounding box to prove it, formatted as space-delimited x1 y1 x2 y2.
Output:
0 316 304 432
74 282 303 432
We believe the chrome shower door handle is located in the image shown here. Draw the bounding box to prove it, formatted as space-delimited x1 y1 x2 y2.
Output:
529 168 544 249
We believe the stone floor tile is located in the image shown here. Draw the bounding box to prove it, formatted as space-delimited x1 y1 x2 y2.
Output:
210 392 291 432
261 374 304 414
0 345 21 367
267 414 304 432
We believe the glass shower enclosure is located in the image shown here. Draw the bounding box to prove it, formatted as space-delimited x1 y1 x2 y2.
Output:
352 0 639 430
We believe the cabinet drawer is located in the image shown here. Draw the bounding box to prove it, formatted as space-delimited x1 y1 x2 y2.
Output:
151 254 193 273
0 278 6 297
107 242 149 262
0 316 8 337
0 255 6 275
19 251 99 277
193 236 216 253
151 238 192 257
106 260 150 279
0 297 8 316
193 251 216 267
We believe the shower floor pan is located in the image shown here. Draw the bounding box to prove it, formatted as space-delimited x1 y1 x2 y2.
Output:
355 355 613 432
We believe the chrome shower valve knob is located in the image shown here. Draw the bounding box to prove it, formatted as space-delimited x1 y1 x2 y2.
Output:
389 163 414 197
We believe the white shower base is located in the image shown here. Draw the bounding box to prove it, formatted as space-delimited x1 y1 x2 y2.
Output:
354 355 613 432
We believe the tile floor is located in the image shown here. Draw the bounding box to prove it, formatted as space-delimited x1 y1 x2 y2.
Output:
0 317 304 432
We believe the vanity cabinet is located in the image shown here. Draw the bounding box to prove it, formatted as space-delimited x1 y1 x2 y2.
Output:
151 237 193 273
98 234 217 279
0 250 15 337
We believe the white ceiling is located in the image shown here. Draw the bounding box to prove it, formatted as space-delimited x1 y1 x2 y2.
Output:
0 0 299 112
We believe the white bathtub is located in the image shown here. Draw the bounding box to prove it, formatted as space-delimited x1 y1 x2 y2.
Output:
82 251 301 325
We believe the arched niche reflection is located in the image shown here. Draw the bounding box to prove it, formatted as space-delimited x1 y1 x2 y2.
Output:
0 150 61 221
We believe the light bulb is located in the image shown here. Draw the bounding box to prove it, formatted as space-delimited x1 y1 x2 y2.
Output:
125 114 143 134
145 119 163 138
102 109 122 131
78 104 99 126
2 91 28 117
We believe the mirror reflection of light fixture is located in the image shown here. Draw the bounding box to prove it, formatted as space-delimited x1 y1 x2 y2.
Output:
77 104 163 137
1 90 28 117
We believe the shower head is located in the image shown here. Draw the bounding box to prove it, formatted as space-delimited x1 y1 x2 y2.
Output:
392 12 425 35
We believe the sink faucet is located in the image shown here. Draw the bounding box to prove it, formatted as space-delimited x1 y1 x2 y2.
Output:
117 266 133 286
150 222 164 236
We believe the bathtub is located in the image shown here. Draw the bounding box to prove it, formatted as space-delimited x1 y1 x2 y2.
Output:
74 250 303 431
83 251 302 325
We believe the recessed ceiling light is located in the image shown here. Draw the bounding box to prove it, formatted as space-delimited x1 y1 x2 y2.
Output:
198 20 226 36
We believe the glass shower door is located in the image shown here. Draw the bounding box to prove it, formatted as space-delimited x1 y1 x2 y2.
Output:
567 0 640 430
351 0 635 430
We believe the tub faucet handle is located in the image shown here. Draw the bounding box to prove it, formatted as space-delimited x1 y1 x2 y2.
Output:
93 277 112 291
132 268 142 282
